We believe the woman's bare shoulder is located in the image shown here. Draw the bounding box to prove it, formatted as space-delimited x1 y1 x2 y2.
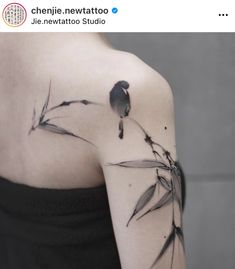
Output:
32 50 174 152
102 51 174 110
92 51 176 155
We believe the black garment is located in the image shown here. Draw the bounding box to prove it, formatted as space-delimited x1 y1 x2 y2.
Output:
0 176 122 269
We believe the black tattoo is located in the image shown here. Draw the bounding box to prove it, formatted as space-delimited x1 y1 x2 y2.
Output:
28 80 102 147
28 79 185 269
109 81 130 139
106 80 185 269
48 99 103 113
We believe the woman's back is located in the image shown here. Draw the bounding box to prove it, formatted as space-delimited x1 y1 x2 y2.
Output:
0 33 186 269
0 33 148 189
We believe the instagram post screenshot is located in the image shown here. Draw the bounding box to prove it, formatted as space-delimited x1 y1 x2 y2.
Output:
0 1 234 269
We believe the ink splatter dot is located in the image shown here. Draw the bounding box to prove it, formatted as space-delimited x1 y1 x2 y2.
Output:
164 126 167 130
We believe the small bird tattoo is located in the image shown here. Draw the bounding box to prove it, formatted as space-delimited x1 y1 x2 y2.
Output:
109 80 131 139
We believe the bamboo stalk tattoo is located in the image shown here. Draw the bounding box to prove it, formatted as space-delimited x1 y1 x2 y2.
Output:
107 80 185 269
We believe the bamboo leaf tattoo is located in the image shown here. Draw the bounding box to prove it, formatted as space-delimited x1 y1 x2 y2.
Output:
29 81 99 147
158 175 172 191
39 79 52 123
126 183 157 227
136 191 172 220
38 121 96 147
171 165 182 208
106 159 170 170
107 80 185 269
149 227 176 269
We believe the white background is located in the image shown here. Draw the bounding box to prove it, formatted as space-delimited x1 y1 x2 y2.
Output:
0 0 234 32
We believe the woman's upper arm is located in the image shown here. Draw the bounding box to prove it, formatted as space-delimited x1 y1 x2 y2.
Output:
96 73 186 269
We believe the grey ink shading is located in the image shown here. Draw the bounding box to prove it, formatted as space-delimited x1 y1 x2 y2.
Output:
151 221 184 269
106 159 170 170
126 183 157 227
47 99 102 113
106 80 185 269
136 190 172 221
28 80 102 147
109 80 130 139
28 79 184 268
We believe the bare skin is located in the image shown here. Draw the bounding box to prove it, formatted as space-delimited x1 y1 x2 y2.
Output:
0 33 168 189
0 33 186 269
0 33 125 188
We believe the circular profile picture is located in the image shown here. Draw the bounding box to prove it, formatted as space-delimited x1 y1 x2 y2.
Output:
2 3 27 27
